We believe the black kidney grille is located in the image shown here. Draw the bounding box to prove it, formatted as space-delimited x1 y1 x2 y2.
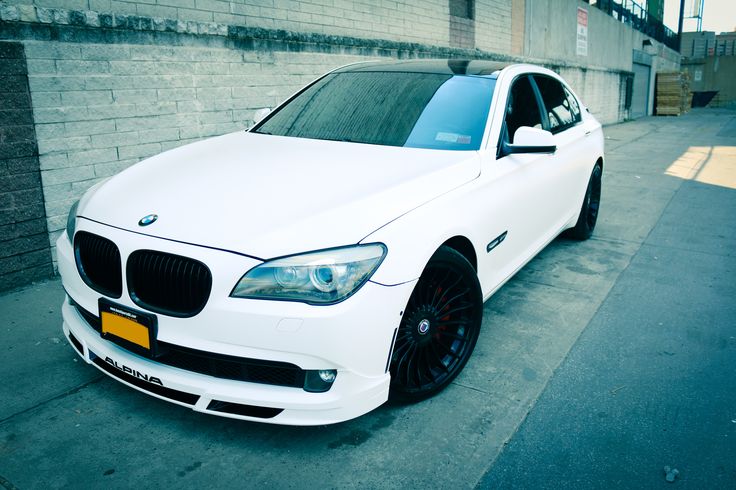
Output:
127 250 212 317
74 232 123 298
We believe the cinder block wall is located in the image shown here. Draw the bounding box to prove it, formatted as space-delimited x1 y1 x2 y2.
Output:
23 39 364 262
3 0 454 44
0 0 666 287
0 41 53 291
1 0 525 271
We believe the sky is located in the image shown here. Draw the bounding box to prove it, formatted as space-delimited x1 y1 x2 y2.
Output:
663 0 736 34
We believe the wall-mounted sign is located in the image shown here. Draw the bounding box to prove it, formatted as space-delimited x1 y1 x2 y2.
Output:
577 7 588 57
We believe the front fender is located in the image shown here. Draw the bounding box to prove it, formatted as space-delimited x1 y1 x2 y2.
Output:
362 185 483 288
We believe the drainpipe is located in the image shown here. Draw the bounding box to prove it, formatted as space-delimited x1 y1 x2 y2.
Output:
677 0 686 52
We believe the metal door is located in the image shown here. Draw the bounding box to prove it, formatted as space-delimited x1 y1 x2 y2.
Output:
631 62 650 119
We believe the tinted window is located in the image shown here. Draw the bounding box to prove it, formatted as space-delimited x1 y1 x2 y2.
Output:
564 86 582 123
534 75 575 133
254 72 495 151
505 76 542 143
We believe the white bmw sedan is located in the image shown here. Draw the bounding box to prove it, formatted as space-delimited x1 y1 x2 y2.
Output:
58 60 604 425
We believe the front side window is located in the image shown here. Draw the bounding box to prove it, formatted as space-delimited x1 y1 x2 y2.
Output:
504 76 543 143
254 71 495 151
534 75 576 133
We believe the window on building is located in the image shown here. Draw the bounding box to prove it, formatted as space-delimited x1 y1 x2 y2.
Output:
449 0 475 48
450 0 474 19
533 76 576 133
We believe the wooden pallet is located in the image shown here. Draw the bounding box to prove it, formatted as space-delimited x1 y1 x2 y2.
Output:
656 71 691 116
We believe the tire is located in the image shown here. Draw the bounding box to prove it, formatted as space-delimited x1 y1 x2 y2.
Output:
567 162 602 240
389 246 482 402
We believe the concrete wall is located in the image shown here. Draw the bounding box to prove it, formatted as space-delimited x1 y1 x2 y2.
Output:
682 31 736 58
524 0 679 71
682 56 736 108
0 0 682 287
524 0 680 121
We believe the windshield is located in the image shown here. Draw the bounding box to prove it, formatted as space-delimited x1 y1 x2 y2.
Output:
253 71 495 151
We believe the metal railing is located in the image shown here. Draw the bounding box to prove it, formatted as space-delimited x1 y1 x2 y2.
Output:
588 0 680 51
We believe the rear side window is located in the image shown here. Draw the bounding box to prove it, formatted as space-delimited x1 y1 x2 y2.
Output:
564 86 582 123
504 76 543 143
534 75 576 133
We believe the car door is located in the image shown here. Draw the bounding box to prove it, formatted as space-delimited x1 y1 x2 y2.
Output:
532 75 593 223
474 75 560 295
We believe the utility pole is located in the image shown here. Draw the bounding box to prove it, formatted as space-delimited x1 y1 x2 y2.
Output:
677 0 686 52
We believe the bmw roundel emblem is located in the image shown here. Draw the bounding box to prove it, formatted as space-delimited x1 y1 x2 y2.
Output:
138 214 158 226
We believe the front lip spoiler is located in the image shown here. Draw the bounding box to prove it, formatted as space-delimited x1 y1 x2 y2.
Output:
67 329 285 419
91 350 199 405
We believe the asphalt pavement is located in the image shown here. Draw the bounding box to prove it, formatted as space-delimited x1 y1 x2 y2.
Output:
1 108 734 489
479 110 736 489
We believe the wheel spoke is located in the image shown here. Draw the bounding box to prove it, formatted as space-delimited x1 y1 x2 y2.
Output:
406 344 419 388
435 319 468 327
428 270 448 306
422 347 438 384
436 340 461 360
413 346 424 387
396 342 414 382
435 287 471 313
430 342 451 373
437 330 467 341
431 274 463 309
440 301 474 317
392 338 412 360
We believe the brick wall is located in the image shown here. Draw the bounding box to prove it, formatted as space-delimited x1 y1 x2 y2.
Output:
0 40 53 291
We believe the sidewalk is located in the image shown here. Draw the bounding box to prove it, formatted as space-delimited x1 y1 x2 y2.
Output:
1 108 734 489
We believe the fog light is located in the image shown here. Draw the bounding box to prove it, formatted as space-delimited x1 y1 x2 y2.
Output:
303 369 337 393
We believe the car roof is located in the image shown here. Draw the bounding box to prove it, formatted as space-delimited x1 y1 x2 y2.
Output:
333 59 512 77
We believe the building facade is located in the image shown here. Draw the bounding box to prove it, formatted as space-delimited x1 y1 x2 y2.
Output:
0 0 680 290
681 30 736 109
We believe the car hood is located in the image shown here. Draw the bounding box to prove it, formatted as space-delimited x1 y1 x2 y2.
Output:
80 131 480 259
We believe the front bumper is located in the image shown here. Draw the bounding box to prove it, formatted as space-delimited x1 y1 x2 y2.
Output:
58 219 416 425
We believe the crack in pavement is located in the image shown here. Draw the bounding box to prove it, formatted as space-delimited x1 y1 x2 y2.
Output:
451 381 491 395
0 375 105 426
0 474 20 490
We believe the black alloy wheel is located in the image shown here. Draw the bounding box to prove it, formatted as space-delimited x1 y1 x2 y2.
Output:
567 162 602 240
389 246 482 402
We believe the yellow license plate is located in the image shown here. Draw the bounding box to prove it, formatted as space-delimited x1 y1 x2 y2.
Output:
99 300 157 356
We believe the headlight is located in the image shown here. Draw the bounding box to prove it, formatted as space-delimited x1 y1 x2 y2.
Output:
231 243 387 305
66 200 80 241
